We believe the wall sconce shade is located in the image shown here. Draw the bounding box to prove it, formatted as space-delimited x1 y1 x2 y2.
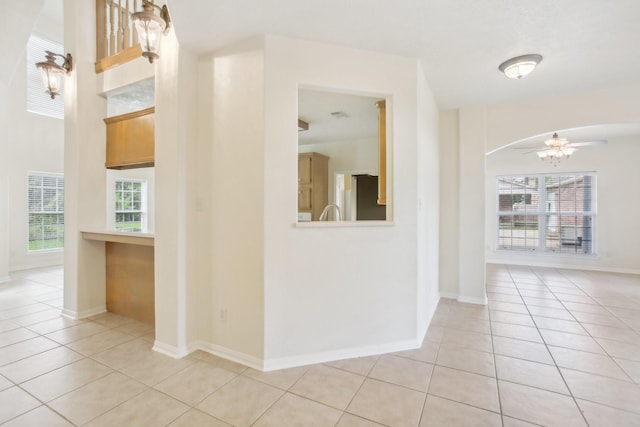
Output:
132 0 171 63
35 51 72 99
499 54 543 79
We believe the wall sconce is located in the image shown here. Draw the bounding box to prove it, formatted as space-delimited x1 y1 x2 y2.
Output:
132 0 171 63
35 51 73 99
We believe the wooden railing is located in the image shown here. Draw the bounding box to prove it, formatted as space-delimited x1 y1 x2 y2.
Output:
95 0 143 73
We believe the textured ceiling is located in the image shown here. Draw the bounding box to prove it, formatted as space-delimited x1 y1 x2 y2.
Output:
167 0 640 109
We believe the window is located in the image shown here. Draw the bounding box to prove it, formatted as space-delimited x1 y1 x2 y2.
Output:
115 179 147 232
28 172 64 251
27 34 64 119
497 173 595 254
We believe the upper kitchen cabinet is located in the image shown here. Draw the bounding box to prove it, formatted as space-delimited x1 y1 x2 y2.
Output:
298 152 329 220
376 100 386 206
105 107 155 169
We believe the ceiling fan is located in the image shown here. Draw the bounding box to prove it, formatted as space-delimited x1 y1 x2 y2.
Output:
514 132 607 165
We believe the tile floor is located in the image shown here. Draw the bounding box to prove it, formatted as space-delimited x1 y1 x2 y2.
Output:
0 265 639 426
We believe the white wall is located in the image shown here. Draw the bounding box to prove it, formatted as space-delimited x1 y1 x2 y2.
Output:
486 135 640 274
262 35 439 369
416 62 441 338
198 37 266 364
3 1 64 273
1 0 46 280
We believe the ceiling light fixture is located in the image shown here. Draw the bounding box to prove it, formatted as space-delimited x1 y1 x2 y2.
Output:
536 133 576 165
499 54 543 79
131 0 171 63
36 51 73 99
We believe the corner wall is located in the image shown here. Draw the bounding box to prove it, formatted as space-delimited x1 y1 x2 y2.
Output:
262 36 439 369
195 38 267 366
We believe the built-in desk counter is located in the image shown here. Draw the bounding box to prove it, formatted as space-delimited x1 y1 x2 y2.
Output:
81 229 154 246
82 229 155 325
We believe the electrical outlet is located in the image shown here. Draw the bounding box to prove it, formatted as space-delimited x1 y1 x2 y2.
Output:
219 308 227 322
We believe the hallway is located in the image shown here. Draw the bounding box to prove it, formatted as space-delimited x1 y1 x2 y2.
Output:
0 265 639 425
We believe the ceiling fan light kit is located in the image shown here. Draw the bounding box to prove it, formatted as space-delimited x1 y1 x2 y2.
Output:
537 133 577 165
499 54 543 79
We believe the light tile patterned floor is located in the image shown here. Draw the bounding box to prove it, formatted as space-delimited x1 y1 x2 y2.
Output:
0 264 639 426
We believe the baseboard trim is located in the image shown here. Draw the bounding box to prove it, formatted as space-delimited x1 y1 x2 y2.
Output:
61 305 106 320
153 341 191 359
439 292 458 300
154 335 429 373
439 291 487 305
193 341 264 371
261 338 420 372
457 295 488 305
417 295 440 345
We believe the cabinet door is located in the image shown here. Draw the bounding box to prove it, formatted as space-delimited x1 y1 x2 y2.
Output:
376 100 386 205
298 186 312 211
298 155 312 185
105 107 155 169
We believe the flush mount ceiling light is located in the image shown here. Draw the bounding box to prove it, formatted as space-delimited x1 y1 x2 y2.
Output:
499 54 543 79
36 51 73 99
330 111 349 119
131 0 171 63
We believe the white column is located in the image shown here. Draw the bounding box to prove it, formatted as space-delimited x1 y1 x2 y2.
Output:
438 109 460 298
0 85 9 282
63 0 108 318
457 106 487 304
153 29 198 357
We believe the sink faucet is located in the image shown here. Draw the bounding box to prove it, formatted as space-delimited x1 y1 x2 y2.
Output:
319 204 342 221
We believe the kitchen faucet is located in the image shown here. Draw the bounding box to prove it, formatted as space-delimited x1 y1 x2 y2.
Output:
319 204 341 221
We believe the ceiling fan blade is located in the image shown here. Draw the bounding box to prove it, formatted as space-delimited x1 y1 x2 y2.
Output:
565 140 608 147
511 145 540 150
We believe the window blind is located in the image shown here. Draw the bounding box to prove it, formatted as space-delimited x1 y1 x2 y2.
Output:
28 172 64 251
497 173 596 254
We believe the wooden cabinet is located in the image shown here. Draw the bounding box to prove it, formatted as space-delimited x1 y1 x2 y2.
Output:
298 152 329 221
376 100 386 205
104 107 154 169
105 242 155 325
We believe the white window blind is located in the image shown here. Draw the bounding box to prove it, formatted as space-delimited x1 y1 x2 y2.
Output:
26 34 64 119
28 172 64 251
497 173 595 254
115 179 147 232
